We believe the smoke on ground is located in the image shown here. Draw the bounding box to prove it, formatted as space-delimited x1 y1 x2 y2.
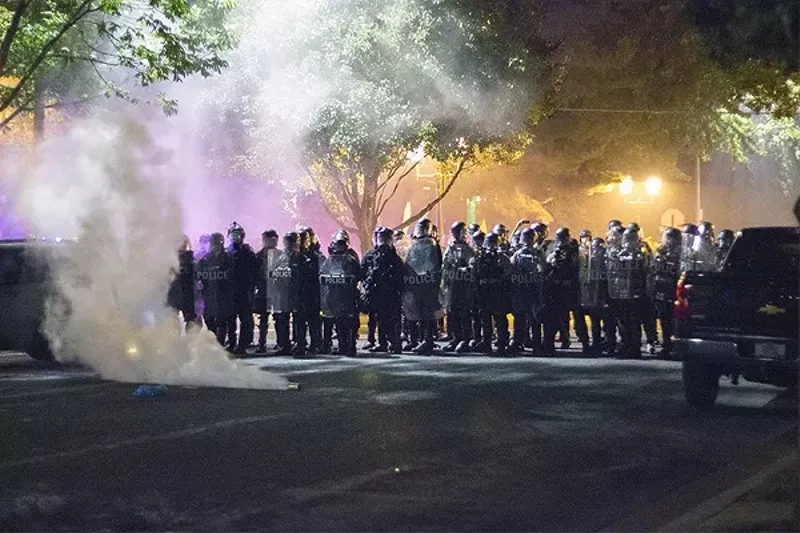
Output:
14 113 288 390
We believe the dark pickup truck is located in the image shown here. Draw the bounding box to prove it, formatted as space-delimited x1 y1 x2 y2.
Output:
674 226 799 407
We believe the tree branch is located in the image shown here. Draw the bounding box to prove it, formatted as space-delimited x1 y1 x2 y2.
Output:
393 157 470 230
376 162 418 217
305 169 357 232
0 0 95 115
0 0 28 74
0 92 33 130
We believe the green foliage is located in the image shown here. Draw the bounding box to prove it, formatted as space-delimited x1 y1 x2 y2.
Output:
0 0 234 123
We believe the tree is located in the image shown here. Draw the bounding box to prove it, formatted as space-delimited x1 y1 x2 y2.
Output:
0 0 234 131
529 0 800 190
192 0 549 250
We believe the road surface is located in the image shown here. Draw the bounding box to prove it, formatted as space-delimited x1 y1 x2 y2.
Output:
0 351 796 531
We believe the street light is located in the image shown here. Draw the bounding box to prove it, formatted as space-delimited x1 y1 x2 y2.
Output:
619 176 634 196
645 176 662 196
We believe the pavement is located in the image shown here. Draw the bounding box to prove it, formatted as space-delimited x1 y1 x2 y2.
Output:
0 349 796 531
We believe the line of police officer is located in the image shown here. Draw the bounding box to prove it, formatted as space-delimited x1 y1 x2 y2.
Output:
167 218 735 358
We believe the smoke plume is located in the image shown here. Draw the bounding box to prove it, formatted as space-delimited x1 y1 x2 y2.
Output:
15 113 287 390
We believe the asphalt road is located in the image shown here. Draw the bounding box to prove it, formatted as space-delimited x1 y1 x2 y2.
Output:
0 350 796 531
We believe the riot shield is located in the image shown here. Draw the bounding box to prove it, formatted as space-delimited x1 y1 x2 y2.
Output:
607 253 646 300
442 242 475 311
688 239 718 271
269 253 299 313
511 248 543 315
580 254 606 308
261 248 280 312
319 253 359 318
647 252 679 303
402 238 442 321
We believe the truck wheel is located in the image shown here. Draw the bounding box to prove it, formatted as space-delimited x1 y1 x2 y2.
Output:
27 331 55 363
683 360 720 408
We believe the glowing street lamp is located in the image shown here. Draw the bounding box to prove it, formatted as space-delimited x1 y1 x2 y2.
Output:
645 176 662 196
619 176 634 196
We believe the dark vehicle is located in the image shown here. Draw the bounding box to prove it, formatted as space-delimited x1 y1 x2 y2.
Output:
674 227 799 407
0 239 69 361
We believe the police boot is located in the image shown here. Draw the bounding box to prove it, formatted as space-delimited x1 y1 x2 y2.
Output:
292 344 308 358
455 340 471 354
509 341 526 354
442 340 459 352
472 340 493 354
369 343 388 353
255 344 267 355
273 343 293 356
413 341 435 355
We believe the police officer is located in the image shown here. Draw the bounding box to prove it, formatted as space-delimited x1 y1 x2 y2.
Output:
320 230 359 353
647 227 681 358
580 237 607 355
197 232 234 347
716 229 735 266
468 229 486 350
271 232 302 356
603 226 624 355
167 235 197 330
294 226 323 356
254 229 279 354
361 226 383 350
530 222 553 353
510 227 544 353
474 232 512 354
362 226 404 353
442 221 475 353
320 230 362 357
402 218 443 354
226 222 258 355
626 223 657 353
546 228 589 353
689 221 717 271
607 227 647 358
492 223 510 255
679 223 698 272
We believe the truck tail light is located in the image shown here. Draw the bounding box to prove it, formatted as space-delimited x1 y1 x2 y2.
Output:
674 276 692 320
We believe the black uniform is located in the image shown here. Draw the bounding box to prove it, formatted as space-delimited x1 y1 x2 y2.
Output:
227 242 258 353
270 249 302 354
362 243 404 352
320 250 362 356
442 240 476 351
607 234 647 358
546 238 588 352
510 244 544 352
254 246 279 351
401 235 443 353
167 249 197 326
474 244 512 354
294 247 323 354
197 250 234 346
647 244 680 356
579 240 607 353
361 246 380 348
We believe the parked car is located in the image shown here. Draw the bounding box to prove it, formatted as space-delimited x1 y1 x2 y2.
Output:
0 239 71 361
674 226 799 407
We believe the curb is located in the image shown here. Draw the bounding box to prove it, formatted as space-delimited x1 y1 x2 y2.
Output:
599 425 798 532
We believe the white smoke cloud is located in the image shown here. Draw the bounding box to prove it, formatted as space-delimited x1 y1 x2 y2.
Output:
14 112 288 390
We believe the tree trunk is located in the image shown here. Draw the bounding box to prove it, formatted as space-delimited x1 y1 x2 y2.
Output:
33 80 44 143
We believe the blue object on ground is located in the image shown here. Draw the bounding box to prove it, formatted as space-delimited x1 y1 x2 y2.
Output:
133 384 166 397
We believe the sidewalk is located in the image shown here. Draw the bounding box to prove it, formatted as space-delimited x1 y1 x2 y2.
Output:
660 450 798 532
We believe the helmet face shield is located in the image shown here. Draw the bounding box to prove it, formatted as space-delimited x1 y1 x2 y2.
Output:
451 221 467 242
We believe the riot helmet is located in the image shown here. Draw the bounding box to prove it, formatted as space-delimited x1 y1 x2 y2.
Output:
555 227 571 244
331 229 350 253
606 227 623 249
467 223 480 236
393 229 406 242
520 227 536 246
590 237 606 255
681 223 698 236
228 221 245 245
484 232 500 251
431 224 439 240
377 226 394 246
608 219 623 232
627 222 641 233
283 232 300 254
622 227 639 253
717 229 735 250
492 223 508 237
413 218 433 239
298 227 313 252
471 230 486 249
262 229 279 249
697 221 715 241
179 234 192 252
579 229 592 246
210 232 225 255
662 227 682 249
372 226 384 247
450 221 468 242
531 222 548 242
